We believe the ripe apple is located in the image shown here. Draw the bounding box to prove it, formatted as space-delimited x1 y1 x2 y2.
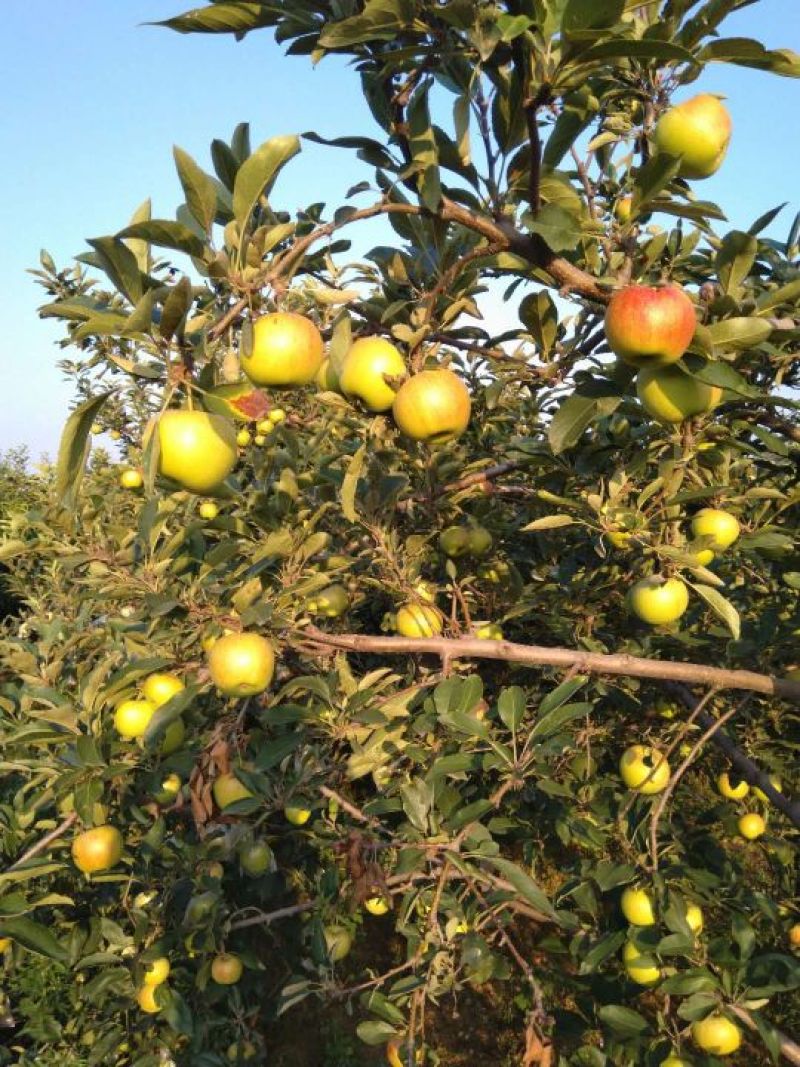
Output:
316 358 340 392
306 583 350 618
211 952 243 985
199 500 219 520
269 408 286 424
685 902 704 935
137 983 163 1013
365 896 390 916
738 812 766 840
284 805 311 826
654 94 732 179
241 311 324 387
120 469 143 490
72 825 123 873
629 576 689 625
789 923 800 948
113 698 156 740
253 433 266 445
109 429 122 441
475 623 503 640
339 337 407 412
324 924 353 962
236 429 252 448
91 423 102 434
239 840 273 876
661 1055 689 1067
637 363 722 423
622 941 660 986
157 410 238 494
213 773 254 810
619 745 670 794
691 1013 741 1055
620 886 656 926
692 547 715 566
0 937 12 953
207 632 275 697
392 368 471 443
615 196 633 223
605 285 696 366
143 957 170 986
717 772 749 800
691 509 740 551
395 603 443 638
226 1041 258 1062
142 672 184 708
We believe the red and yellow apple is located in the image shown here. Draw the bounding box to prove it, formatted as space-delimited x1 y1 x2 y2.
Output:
654 94 732 180
605 285 696 366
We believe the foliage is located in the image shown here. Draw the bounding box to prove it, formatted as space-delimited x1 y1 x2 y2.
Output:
1 1 799 1065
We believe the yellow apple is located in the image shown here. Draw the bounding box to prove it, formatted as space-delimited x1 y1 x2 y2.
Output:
236 429 252 448
691 1013 741 1056
691 509 740 551
137 984 163 1013
717 772 749 800
113 698 156 740
738 812 766 840
339 337 406 412
324 925 353 962
143 957 170 986
242 312 324 387
365 896 390 916
211 952 243 985
213 773 254 810
392 368 471 443
622 941 660 986
754 776 782 803
619 745 670 794
207 632 275 697
637 363 722 423
142 672 184 708
306 583 350 618
395 603 443 638
685 903 704 935
654 94 732 179
157 410 238 494
120 469 143 490
284 805 311 826
629 576 689 625
72 825 123 873
620 886 656 926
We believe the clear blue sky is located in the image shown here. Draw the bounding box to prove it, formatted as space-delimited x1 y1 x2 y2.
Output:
1 1 798 456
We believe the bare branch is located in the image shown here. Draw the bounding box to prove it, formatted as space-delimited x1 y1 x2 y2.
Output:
5 812 77 873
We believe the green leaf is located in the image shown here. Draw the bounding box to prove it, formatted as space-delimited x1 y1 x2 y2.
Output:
632 153 682 211
0 916 68 961
319 0 414 49
87 237 145 303
497 686 526 731
526 203 582 252
116 220 208 260
55 393 112 509
756 278 800 313
158 276 193 344
174 146 218 233
341 443 367 523
407 83 442 212
705 317 772 352
521 515 575 531
597 1004 650 1037
154 3 275 36
400 778 433 832
124 199 152 274
715 230 757 296
539 677 588 716
356 1020 401 1046
531 701 593 740
563 0 624 34
143 686 197 749
549 391 621 454
489 858 559 922
572 38 698 66
232 134 300 228
690 583 740 639
698 37 800 78
689 360 761 398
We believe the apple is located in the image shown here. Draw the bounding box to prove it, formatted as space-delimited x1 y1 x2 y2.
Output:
91 423 102 434
395 603 444 638
306 583 350 618
654 94 732 179
475 623 503 640
754 775 782 803
691 1013 741 1056
717 772 749 800
468 525 493 556
109 429 122 440
120 469 143 490
158 410 238 494
253 433 266 445
316 358 340 392
72 825 123 873
269 408 286 424
199 500 219 520
439 526 471 557
692 547 715 566
615 195 633 223
324 924 353 962
213 773 254 810
685 903 704 935
629 576 689 625
241 311 324 387
622 941 660 986
738 812 766 840
153 773 182 805
184 891 216 925
113 698 156 740
211 952 243 985
392 368 471 443
142 957 170 986
339 337 407 412
620 886 656 926
619 745 670 794
239 840 273 876
284 805 311 826
0 937 12 953
207 632 275 697
605 285 696 366
142 672 184 708
789 923 800 948
607 530 632 550
637 363 722 423
690 509 740 551
661 1056 689 1067
236 429 252 448
227 1041 258 1062
365 896 390 916
137 984 163 1013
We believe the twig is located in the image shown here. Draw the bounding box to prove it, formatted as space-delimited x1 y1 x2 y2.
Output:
5 812 77 872
731 1005 800 1066
228 900 313 931
320 785 383 830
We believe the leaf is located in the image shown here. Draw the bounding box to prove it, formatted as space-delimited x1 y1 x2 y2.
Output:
0 916 68 961
341 443 367 523
756 278 800 313
497 686 526 731
400 778 433 832
319 0 414 49
116 220 208 260
531 701 593 740
522 515 575 531
489 858 560 922
124 199 152 274
748 203 786 236
698 37 800 78
549 391 621 454
690 583 740 639
356 1020 401 1046
174 146 218 233
143 686 197 749
87 237 145 303
597 1004 650 1037
158 276 193 344
527 203 582 252
539 677 588 716
55 393 112 509
705 317 772 352
407 82 442 212
154 3 274 35
232 134 301 228
572 39 698 66
632 153 682 211
715 230 757 296
689 360 761 398
562 0 624 34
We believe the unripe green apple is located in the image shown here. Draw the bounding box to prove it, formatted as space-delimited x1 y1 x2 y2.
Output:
637 363 722 423
654 94 732 179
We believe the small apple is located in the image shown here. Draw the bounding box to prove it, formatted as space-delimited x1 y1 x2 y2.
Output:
242 312 324 387
654 94 732 179
207 632 275 697
339 337 407 412
439 526 471 557
120 469 143 490
738 812 766 840
789 923 800 948
620 886 656 926
284 805 311 826
269 407 286 424
691 1013 741 1056
622 941 660 986
211 952 243 985
113 698 156 740
475 623 503 640
226 1041 258 1062
629 576 689 625
0 937 12 953
691 509 740 551
467 525 492 556
637 363 722 423
306 583 350 618
605 285 696 366
685 903 704 935
239 840 273 876
142 672 184 708
91 423 102 434
153 773 182 805
142 957 170 986
256 419 275 434
392 367 471 443
199 501 219 520
615 195 633 223
619 745 670 794
324 924 353 962
717 772 749 800
395 603 443 638
365 896 390 916
754 775 782 803
236 429 252 448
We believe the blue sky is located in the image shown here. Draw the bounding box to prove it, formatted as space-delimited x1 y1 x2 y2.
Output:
1 1 798 456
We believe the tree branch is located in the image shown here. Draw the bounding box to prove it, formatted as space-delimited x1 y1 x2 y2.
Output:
731 1006 800 1067
5 812 77 873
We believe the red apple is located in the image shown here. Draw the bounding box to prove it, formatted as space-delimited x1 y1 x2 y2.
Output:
605 285 696 366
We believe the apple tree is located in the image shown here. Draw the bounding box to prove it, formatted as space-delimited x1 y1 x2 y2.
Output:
1 1 799 1065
